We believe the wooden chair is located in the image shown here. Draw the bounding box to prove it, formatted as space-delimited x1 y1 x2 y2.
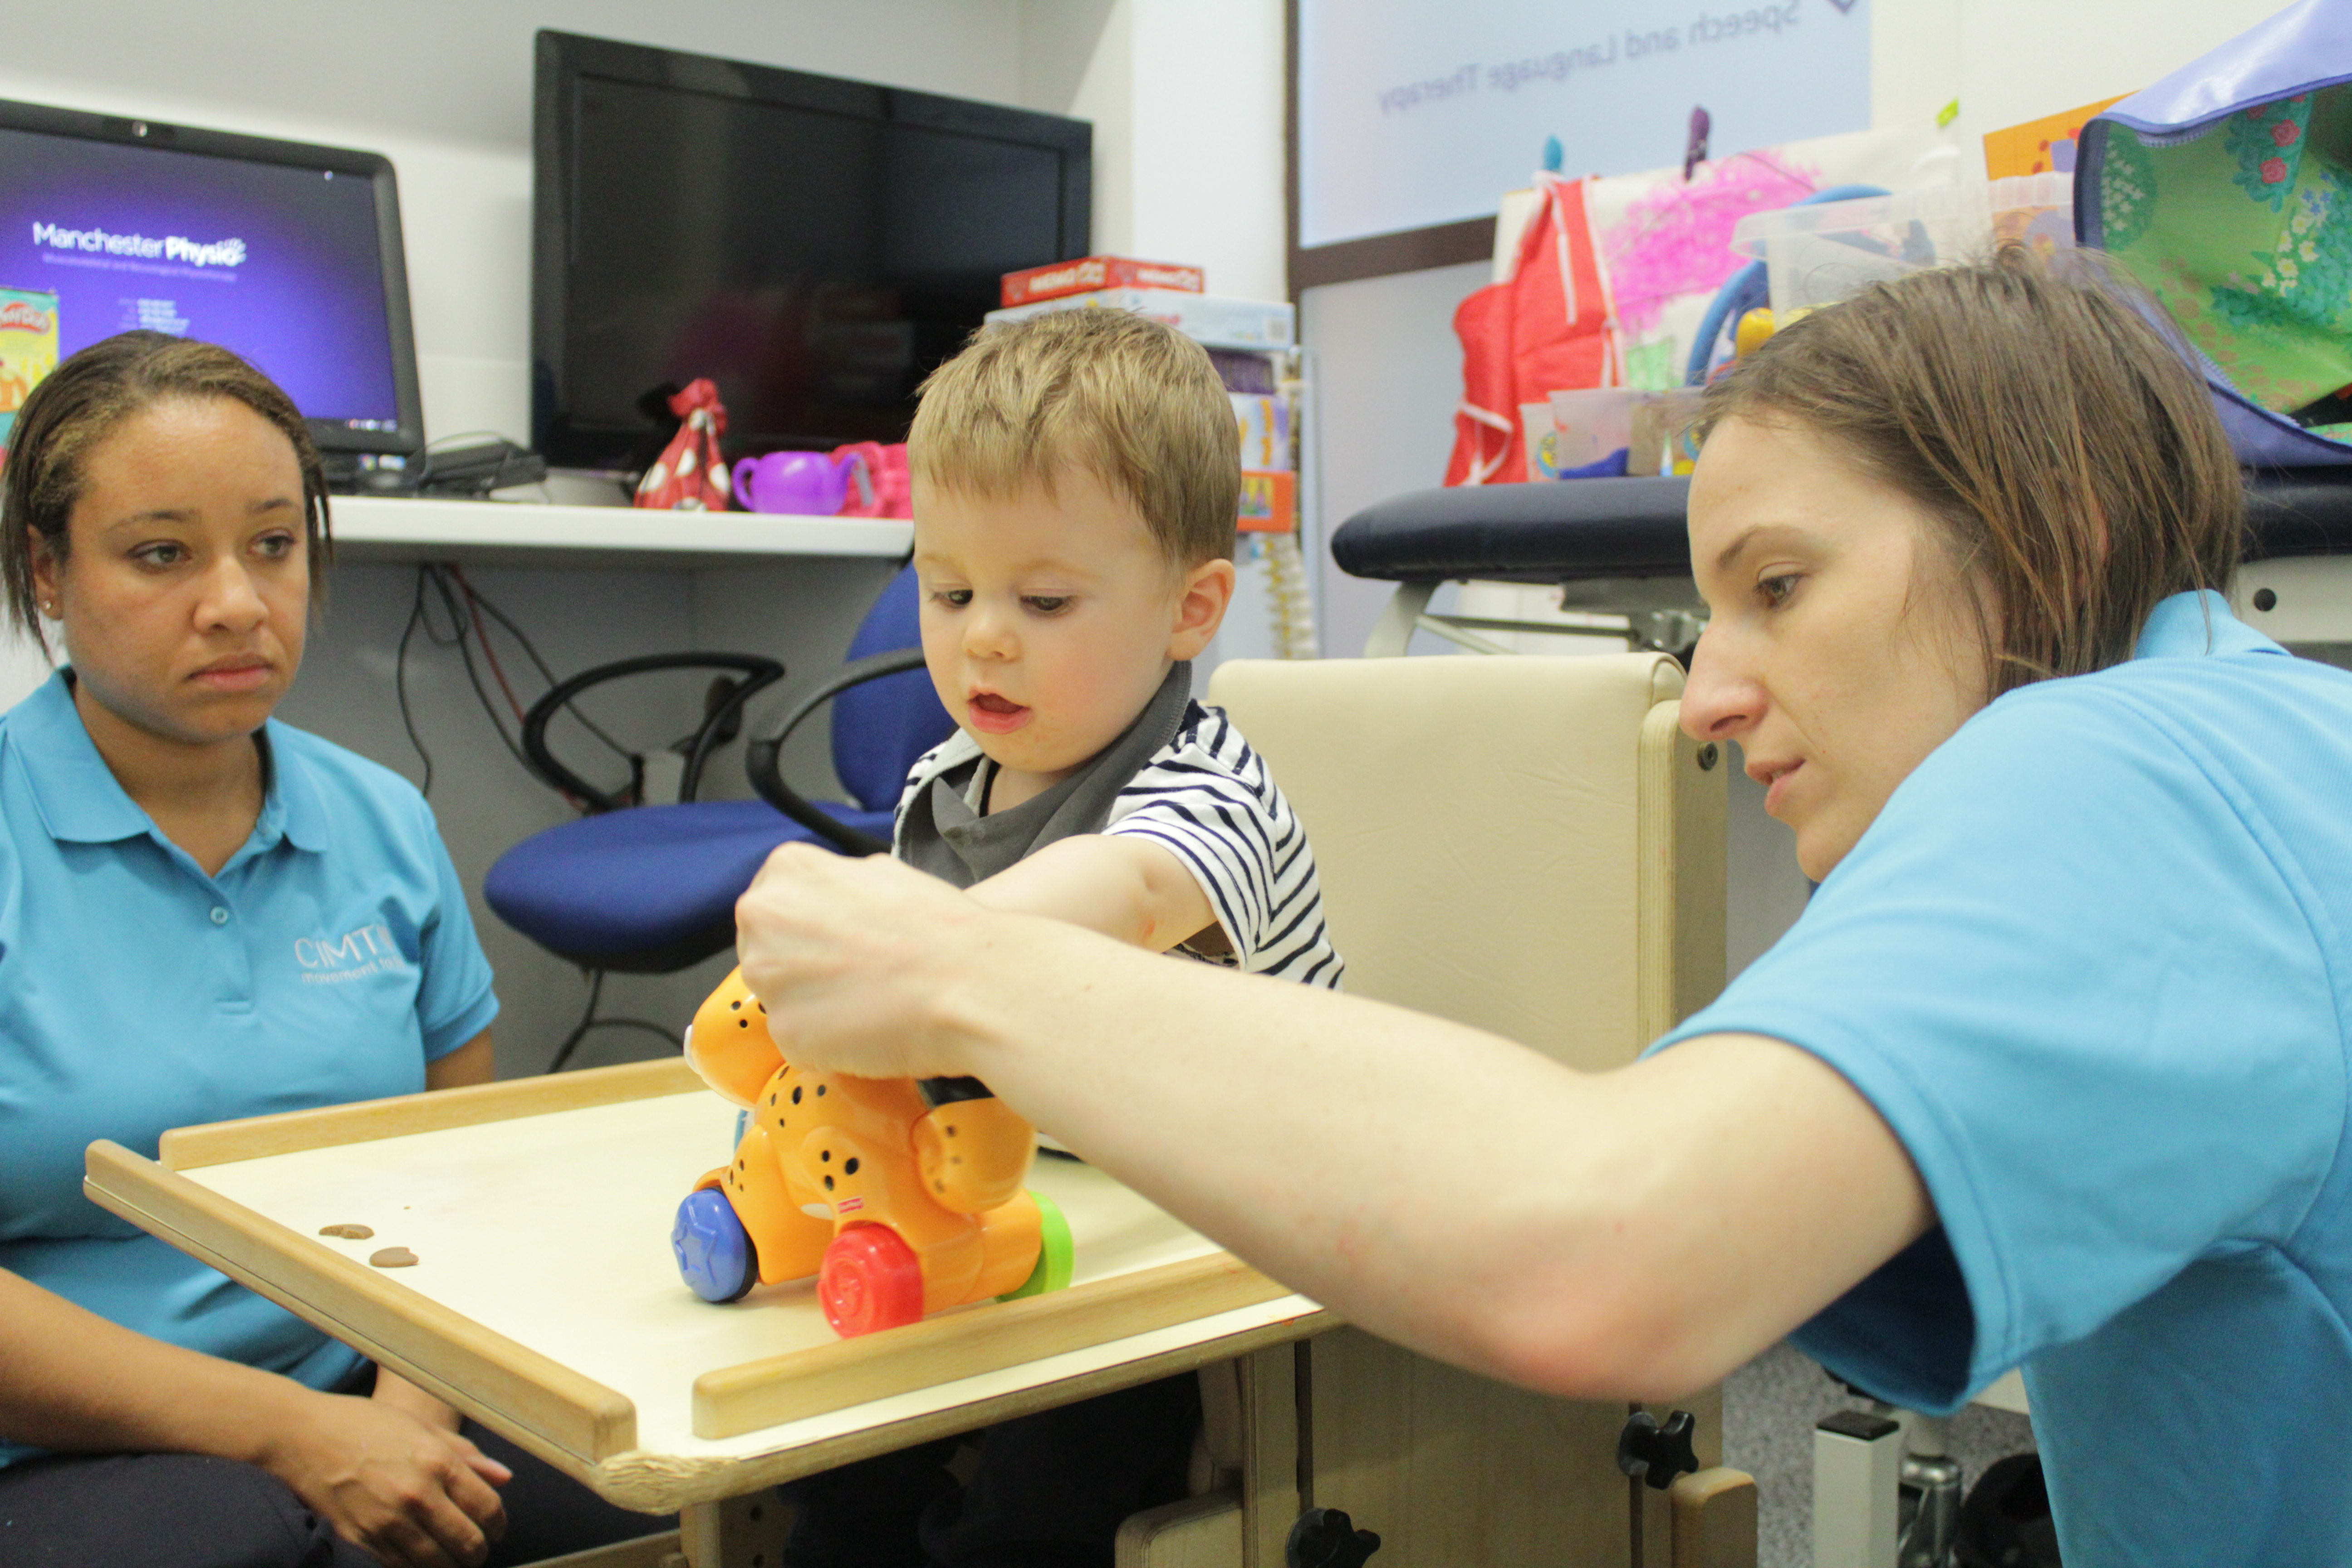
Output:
1111 651 1748 1568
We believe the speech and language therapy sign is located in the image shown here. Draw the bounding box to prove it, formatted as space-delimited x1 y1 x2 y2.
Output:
1297 0 1872 250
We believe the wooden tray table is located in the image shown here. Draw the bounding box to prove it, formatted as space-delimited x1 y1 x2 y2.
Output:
83 1058 1324 1564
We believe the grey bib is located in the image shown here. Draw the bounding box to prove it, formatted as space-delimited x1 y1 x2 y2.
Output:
899 662 1192 890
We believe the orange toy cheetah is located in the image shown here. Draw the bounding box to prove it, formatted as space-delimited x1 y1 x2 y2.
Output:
668 967 1073 1335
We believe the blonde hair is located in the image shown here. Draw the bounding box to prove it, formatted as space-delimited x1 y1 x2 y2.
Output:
909 310 1240 567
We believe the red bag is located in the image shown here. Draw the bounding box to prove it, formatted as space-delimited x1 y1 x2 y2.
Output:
634 379 732 510
1444 175 1619 486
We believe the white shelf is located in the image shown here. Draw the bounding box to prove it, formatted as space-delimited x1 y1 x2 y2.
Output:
324 494 913 568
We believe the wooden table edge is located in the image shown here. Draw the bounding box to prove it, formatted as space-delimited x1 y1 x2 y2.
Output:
84 1140 641 1480
159 1057 704 1171
596 1303 1334 1511
692 1251 1301 1438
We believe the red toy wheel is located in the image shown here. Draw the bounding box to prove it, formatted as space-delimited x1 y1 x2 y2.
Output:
818 1225 925 1337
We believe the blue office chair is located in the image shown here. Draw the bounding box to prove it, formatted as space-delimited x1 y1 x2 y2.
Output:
484 566 954 1066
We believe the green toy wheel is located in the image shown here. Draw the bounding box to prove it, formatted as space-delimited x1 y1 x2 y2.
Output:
999 1191 1075 1301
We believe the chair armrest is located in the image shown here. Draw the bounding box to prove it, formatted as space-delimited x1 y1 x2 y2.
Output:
523 652 785 813
745 647 931 857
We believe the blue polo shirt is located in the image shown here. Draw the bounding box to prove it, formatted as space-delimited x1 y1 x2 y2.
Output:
1653 592 2352 1563
0 671 497 1465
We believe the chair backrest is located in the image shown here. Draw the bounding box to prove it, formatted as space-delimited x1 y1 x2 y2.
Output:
1205 653 1725 1071
833 565 956 812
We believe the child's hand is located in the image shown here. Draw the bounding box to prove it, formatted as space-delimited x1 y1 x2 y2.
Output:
735 844 1008 1080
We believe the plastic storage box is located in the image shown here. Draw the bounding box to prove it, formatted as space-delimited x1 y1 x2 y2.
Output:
1729 174 2073 316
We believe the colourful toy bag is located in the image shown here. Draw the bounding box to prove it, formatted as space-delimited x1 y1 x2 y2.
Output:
1584 124 1955 393
2077 0 2352 466
1445 127 1958 486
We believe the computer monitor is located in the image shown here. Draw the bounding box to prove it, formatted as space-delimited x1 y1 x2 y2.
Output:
0 97 423 463
533 31 1091 473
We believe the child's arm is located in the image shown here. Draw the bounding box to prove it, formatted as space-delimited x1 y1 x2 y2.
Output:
965 834 1226 955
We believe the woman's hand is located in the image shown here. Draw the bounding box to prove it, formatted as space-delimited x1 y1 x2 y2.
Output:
735 843 1009 1078
259 1389 510 1568
372 1366 463 1433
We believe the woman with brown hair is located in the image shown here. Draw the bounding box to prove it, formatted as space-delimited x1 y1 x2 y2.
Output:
728 255 2344 1564
0 333 653 1566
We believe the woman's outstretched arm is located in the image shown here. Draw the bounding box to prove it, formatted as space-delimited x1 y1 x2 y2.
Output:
736 845 1933 1399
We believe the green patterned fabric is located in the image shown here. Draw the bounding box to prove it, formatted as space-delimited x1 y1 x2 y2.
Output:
2104 89 2352 414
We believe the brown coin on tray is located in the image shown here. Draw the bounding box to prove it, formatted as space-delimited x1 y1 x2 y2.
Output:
369 1247 419 1268
318 1223 374 1239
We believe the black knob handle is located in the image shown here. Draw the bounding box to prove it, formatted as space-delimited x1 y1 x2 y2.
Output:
1618 1409 1700 1491
1287 1507 1381 1568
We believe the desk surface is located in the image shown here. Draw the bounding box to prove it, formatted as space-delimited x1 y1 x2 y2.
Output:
86 1062 1319 1511
328 495 914 568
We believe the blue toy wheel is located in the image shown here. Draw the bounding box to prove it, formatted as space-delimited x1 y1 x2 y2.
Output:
672 1188 760 1303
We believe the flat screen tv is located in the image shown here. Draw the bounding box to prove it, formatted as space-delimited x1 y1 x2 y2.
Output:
0 97 422 462
533 31 1093 473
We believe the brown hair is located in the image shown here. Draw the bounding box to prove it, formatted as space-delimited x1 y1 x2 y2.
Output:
909 310 1240 568
1700 250 2242 694
1 331 332 652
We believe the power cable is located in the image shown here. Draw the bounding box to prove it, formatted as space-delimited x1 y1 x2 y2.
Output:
394 570 436 795
421 566 533 775
546 969 681 1073
450 567 633 763
459 573 531 728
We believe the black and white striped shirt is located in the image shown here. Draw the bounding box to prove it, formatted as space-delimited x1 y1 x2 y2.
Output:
895 701 1344 990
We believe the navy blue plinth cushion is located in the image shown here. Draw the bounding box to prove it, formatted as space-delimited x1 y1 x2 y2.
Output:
833 566 955 810
1331 475 1692 587
1328 471 2352 585
484 798 897 973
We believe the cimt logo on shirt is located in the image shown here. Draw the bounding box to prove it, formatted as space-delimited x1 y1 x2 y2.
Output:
295 924 407 985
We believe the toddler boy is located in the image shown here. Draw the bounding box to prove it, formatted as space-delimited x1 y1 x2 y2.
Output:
895 309 1341 986
782 310 1342 1567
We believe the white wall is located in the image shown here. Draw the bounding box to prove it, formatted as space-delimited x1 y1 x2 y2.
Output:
1876 0 2300 150
0 1 1034 447
1056 0 1287 302
1044 0 1290 674
1301 262 1495 661
0 0 1287 444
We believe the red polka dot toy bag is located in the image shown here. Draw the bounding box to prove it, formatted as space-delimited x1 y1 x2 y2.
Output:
2077 0 2352 465
633 378 735 509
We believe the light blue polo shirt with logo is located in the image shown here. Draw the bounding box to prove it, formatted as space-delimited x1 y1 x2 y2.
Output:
1651 592 2352 1564
0 670 497 1465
